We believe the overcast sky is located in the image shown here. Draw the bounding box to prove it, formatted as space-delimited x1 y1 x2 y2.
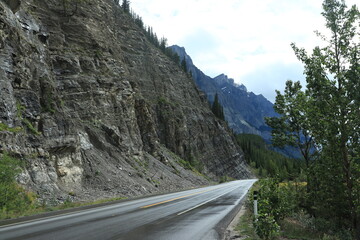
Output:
131 0 358 103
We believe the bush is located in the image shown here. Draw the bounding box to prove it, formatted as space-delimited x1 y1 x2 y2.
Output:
0 154 21 183
253 178 302 239
0 154 36 219
255 213 280 240
257 178 297 221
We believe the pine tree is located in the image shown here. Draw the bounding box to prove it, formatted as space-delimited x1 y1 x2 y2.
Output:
181 58 187 73
121 0 130 13
160 37 167 53
211 93 225 120
167 50 180 65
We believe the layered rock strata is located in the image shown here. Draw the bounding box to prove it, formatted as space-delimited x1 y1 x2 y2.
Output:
0 0 251 203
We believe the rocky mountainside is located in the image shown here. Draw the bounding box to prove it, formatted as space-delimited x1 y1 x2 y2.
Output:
0 0 251 203
170 45 277 140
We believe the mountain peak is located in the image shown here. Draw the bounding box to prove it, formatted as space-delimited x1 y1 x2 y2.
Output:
214 74 234 85
168 45 275 138
214 74 248 92
169 45 194 66
169 46 249 93
171 45 186 51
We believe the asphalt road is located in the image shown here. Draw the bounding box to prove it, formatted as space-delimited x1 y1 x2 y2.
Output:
0 179 256 240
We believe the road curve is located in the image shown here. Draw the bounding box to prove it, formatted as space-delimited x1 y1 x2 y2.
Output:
0 179 256 240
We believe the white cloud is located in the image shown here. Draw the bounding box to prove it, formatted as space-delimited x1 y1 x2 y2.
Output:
131 0 359 102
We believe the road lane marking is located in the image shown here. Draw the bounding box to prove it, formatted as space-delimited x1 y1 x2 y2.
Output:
0 181 250 231
177 186 240 216
140 187 222 209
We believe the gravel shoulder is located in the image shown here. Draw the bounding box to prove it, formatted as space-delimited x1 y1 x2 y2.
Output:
223 205 248 240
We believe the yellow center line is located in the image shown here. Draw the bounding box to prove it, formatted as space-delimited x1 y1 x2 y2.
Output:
140 187 221 209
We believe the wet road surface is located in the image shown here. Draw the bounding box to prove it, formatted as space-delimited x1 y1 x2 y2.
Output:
0 179 256 240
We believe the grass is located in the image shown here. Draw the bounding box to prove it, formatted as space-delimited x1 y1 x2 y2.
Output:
161 146 211 181
169 151 204 176
157 96 178 107
279 217 323 240
0 123 22 133
50 196 127 211
1 196 127 220
22 118 41 135
235 207 323 240
158 96 172 106
15 102 41 135
219 175 236 183
234 181 260 239
235 207 261 240
235 181 323 240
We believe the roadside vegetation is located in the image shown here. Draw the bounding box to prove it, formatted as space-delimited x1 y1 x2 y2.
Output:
0 152 126 220
0 153 36 219
238 181 328 240
237 0 360 239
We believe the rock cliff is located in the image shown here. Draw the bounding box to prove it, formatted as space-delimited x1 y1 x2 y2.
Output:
0 0 251 203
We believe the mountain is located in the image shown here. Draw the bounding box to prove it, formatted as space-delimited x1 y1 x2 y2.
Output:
0 0 251 204
170 45 277 139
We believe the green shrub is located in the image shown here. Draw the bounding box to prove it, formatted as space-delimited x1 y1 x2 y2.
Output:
16 102 41 135
0 154 36 219
0 154 21 183
0 123 22 132
219 175 235 183
22 118 41 135
256 178 297 221
255 213 280 240
253 178 302 239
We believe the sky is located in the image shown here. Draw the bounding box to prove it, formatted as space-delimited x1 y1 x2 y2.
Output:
131 0 358 103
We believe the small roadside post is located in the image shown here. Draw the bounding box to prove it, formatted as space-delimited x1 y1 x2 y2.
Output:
253 191 258 220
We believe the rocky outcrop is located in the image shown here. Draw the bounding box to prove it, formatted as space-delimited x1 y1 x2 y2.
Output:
0 0 251 203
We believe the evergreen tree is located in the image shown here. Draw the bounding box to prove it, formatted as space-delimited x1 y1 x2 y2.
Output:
236 134 302 180
181 57 187 73
211 93 225 120
160 37 167 53
121 0 130 13
167 50 180 65
131 12 144 28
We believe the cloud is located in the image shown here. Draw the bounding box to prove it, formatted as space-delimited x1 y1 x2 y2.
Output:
240 62 306 103
181 29 220 56
131 0 359 101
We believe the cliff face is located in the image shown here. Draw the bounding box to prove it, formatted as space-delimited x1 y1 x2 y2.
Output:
0 0 251 203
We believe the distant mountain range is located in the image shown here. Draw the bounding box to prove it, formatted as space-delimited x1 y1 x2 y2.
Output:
169 45 302 159
170 45 277 140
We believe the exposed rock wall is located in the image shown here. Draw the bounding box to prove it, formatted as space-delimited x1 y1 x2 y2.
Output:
0 0 251 203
